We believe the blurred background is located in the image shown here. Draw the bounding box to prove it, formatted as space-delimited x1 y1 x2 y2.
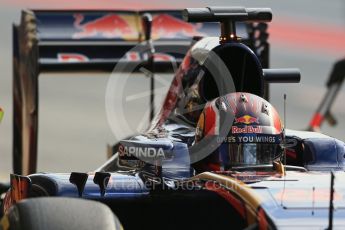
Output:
0 0 344 179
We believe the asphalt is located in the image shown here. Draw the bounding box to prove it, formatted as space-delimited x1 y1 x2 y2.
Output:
0 0 344 178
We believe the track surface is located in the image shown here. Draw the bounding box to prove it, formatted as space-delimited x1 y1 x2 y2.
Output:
0 0 344 176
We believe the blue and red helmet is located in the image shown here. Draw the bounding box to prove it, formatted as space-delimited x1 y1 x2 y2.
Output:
195 92 284 171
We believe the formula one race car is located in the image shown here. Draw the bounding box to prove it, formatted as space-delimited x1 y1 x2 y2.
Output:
1 6 345 230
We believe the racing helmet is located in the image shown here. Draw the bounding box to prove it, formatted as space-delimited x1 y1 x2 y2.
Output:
194 92 284 171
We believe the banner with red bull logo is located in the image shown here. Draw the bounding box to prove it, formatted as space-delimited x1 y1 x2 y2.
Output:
35 10 247 41
29 10 249 71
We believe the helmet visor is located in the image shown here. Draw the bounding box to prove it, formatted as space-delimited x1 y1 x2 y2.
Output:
220 143 283 168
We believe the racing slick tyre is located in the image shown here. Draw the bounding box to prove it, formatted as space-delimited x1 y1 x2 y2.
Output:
0 197 123 230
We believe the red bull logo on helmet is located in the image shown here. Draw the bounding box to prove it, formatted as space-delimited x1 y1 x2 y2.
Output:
73 13 138 40
235 115 259 125
232 126 263 134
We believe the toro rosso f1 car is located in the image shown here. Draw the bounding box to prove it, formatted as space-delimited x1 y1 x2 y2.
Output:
1 6 345 230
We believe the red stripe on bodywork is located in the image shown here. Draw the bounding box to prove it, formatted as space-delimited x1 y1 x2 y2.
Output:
257 207 269 230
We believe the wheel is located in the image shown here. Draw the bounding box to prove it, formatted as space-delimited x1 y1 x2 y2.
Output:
1 197 123 230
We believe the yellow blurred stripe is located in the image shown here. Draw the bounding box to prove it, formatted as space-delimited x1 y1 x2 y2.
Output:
0 108 3 122
0 215 10 230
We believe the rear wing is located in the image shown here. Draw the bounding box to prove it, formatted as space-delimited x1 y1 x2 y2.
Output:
13 9 269 175
36 10 212 71
23 10 265 71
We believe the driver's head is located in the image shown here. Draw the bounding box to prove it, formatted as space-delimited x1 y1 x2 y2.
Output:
194 92 284 172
